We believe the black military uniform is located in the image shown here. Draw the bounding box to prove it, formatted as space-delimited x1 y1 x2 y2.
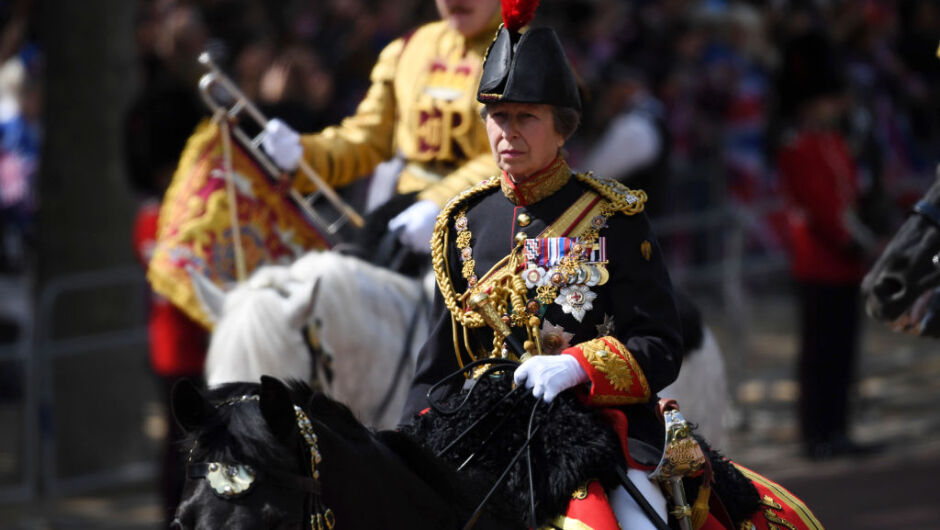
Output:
401 156 682 449
399 20 681 457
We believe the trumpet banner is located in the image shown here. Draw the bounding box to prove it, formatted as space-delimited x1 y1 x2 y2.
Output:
148 119 331 328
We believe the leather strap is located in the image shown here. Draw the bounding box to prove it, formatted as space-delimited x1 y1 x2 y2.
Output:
187 463 321 495
913 200 940 229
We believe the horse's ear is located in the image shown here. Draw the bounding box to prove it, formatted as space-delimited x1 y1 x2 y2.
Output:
188 265 225 324
260 375 297 441
285 278 320 330
171 379 210 433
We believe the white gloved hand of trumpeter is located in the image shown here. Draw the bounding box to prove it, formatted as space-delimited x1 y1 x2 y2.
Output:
261 118 303 172
387 200 441 254
513 354 589 403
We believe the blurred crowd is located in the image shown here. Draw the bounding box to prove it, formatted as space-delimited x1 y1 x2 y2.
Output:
0 0 37 274
127 0 940 246
0 0 936 274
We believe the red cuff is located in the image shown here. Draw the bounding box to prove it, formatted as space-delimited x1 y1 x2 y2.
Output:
563 336 650 406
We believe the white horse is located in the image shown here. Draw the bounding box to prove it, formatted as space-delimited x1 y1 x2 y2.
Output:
191 250 429 430
660 327 729 448
193 250 729 443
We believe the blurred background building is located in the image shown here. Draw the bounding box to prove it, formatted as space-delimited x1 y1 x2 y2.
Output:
1 0 939 528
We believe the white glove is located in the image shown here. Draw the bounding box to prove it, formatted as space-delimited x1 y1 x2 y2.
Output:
261 118 303 172
387 200 440 254
513 354 588 403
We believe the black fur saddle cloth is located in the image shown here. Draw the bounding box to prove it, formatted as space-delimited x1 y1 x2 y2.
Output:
404 370 764 528
404 372 624 525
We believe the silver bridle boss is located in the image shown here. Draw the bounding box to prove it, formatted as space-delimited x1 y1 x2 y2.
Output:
186 395 335 530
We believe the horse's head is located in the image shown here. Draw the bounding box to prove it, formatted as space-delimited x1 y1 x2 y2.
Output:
171 376 496 530
862 171 940 334
170 377 329 529
191 265 327 387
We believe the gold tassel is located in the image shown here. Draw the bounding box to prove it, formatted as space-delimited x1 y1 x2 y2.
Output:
691 484 711 530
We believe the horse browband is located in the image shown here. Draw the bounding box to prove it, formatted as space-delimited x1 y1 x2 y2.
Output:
913 200 940 230
186 394 335 530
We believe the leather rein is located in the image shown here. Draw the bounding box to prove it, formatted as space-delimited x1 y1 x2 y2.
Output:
427 358 555 530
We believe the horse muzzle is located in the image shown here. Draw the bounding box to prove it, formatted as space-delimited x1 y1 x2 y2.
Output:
862 269 911 321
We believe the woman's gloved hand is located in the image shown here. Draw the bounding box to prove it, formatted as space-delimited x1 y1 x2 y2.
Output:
387 200 441 254
261 118 303 172
513 353 588 403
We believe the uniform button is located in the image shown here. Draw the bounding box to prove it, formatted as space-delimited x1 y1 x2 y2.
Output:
517 212 531 227
515 231 528 244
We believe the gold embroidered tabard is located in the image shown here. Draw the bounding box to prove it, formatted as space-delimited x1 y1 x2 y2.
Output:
296 18 500 207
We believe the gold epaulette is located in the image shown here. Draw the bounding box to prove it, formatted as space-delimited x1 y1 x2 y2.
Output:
575 173 647 216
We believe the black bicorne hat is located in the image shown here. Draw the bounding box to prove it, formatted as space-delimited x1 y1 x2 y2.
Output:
477 25 581 111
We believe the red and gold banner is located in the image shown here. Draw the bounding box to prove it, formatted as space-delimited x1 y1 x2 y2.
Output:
148 119 331 328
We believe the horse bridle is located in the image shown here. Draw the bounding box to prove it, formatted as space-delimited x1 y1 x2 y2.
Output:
302 321 335 390
913 200 940 230
910 200 940 270
184 394 335 530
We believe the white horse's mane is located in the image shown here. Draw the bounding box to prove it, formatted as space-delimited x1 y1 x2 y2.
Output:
204 268 313 388
198 250 427 429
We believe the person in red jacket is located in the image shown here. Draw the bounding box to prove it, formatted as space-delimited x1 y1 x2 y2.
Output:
133 199 209 524
776 31 879 460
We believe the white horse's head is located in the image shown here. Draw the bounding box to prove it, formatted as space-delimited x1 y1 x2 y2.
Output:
191 265 319 388
192 249 429 428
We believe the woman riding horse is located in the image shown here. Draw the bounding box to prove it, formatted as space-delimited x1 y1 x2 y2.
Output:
399 12 684 529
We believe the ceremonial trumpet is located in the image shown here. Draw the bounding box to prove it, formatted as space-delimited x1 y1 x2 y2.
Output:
196 51 365 234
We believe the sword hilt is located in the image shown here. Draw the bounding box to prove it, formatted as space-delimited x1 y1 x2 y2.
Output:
467 292 526 358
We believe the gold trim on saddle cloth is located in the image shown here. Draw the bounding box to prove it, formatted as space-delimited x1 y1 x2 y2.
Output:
734 464 824 530
543 516 595 530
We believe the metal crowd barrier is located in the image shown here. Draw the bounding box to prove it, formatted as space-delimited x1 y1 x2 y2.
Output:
0 274 34 504
0 267 152 503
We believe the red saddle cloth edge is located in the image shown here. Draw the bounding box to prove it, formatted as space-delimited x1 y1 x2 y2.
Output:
733 462 825 530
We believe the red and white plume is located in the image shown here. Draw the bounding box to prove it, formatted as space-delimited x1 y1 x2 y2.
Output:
501 0 540 33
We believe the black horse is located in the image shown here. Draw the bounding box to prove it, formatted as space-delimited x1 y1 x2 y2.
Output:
170 376 522 529
862 169 940 336
171 373 824 529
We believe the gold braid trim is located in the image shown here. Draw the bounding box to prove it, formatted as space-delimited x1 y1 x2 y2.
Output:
581 338 635 393
430 177 501 329
735 464 824 530
543 516 595 530
578 337 651 405
574 172 647 216
764 510 798 530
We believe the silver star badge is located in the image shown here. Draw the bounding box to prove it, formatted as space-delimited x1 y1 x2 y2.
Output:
555 284 597 322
